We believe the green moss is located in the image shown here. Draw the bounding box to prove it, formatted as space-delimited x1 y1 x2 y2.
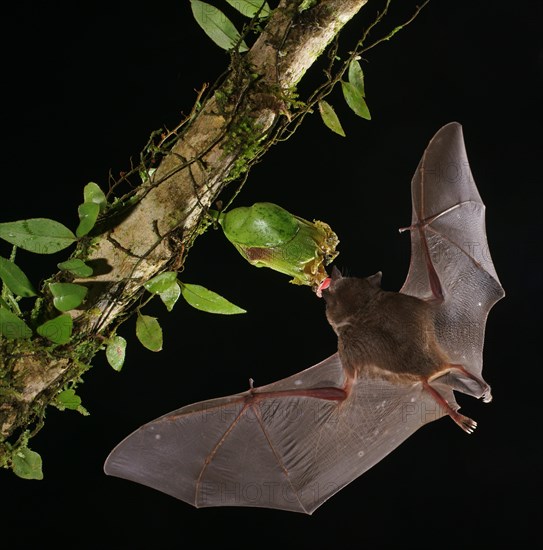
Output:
221 115 267 183
0 328 102 478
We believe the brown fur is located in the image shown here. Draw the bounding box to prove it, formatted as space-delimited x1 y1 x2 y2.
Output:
323 272 448 379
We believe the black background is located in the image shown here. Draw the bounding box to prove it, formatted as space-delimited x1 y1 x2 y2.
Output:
1 1 541 547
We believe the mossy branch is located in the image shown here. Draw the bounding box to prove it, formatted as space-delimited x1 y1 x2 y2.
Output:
0 0 428 473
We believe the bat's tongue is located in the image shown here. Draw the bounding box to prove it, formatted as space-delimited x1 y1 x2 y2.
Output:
316 277 332 298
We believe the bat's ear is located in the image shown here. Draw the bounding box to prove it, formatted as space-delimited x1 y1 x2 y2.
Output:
331 266 343 280
367 271 382 288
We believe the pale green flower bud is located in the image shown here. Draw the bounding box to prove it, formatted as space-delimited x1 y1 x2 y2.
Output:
219 202 339 288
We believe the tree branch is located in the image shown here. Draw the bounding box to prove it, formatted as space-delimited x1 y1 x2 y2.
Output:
80 0 368 332
1 0 371 463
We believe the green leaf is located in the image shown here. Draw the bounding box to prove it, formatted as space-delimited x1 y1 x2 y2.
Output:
37 314 73 344
139 167 157 183
12 447 43 480
348 59 365 97
49 282 87 312
0 218 76 254
225 0 271 19
57 259 93 278
76 202 100 238
159 281 181 312
83 182 107 212
341 81 371 120
57 389 81 410
0 256 37 297
0 307 32 339
106 335 127 371
179 282 246 314
318 100 346 137
144 271 178 294
136 314 163 352
190 0 249 52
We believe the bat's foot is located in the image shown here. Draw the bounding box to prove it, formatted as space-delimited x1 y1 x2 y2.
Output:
422 380 478 434
451 411 477 434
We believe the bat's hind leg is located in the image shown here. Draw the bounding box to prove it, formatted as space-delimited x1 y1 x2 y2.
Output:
422 380 478 434
423 363 492 434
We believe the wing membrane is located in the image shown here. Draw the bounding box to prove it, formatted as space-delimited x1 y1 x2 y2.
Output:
401 122 505 376
105 354 444 514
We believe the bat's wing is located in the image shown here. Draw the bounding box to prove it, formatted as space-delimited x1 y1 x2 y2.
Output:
105 353 442 514
400 122 505 379
105 123 504 512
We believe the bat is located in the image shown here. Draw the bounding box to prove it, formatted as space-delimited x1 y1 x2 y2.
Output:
104 122 504 514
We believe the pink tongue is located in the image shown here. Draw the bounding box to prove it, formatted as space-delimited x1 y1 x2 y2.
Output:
316 277 332 298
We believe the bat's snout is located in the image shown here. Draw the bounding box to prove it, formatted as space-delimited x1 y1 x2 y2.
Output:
316 277 332 298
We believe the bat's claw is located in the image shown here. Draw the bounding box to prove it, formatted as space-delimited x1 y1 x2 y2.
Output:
481 387 492 403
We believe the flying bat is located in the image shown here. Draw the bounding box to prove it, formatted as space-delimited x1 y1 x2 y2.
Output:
104 122 504 514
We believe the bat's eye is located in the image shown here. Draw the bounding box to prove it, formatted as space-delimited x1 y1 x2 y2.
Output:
316 277 332 298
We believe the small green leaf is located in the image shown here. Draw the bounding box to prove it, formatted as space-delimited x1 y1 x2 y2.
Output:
37 314 73 344
12 447 43 480
159 281 181 312
136 314 163 352
318 100 346 137
139 167 157 183
56 388 88 414
57 259 93 278
348 59 365 97
0 307 32 339
0 256 37 297
225 0 271 19
341 81 371 120
190 0 249 52
57 388 82 410
76 202 100 238
144 271 178 294
0 218 76 254
83 182 107 212
49 282 87 312
179 282 246 314
106 335 127 371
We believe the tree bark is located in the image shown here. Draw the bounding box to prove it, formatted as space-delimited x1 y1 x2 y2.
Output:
0 0 368 451
79 0 368 332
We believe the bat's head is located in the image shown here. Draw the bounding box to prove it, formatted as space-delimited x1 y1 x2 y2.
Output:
321 267 383 333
